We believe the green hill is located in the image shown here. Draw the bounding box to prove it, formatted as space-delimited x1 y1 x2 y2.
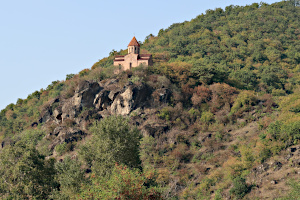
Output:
0 1 300 199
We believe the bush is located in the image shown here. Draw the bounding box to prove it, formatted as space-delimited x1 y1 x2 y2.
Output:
66 73 75 80
259 147 272 163
54 156 85 198
79 115 141 176
267 121 300 146
0 141 57 199
78 164 162 200
79 68 90 77
55 142 67 156
157 107 171 121
191 85 211 107
272 89 286 96
129 75 143 84
230 91 257 115
229 176 250 199
200 111 215 124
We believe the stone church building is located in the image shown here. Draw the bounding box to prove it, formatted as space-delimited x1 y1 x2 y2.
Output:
113 37 152 71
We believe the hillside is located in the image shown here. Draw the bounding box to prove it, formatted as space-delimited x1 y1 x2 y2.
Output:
0 1 300 199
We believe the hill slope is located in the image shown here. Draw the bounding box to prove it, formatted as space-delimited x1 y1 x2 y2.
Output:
0 1 300 199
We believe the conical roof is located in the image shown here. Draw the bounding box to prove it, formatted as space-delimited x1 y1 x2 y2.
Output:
128 36 140 47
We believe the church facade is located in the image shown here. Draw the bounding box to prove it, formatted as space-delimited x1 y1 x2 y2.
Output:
113 37 153 71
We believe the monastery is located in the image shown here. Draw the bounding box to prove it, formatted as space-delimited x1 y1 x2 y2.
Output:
113 37 152 71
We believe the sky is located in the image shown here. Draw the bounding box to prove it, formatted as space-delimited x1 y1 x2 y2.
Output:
0 0 280 110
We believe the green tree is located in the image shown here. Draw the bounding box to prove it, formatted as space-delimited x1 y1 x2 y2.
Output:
229 176 250 199
0 141 57 199
79 115 141 176
78 164 162 200
66 73 75 80
191 64 229 84
230 69 258 90
52 156 85 199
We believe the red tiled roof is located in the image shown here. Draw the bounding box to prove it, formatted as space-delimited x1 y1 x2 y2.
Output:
128 36 140 47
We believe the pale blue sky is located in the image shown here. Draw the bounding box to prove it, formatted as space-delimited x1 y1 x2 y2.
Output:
0 0 279 110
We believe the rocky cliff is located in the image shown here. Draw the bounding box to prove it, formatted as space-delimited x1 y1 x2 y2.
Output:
37 78 168 153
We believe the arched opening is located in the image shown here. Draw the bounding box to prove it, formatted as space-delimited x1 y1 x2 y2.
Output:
130 63 132 69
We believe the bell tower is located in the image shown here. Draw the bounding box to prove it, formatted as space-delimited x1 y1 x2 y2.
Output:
113 36 152 72
128 36 140 54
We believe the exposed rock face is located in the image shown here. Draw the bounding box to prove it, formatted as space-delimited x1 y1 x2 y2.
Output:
61 81 102 121
79 82 102 108
40 79 156 152
94 90 112 110
110 84 152 115
39 98 59 123
61 98 79 121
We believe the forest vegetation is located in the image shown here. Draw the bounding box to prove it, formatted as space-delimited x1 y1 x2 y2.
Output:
0 1 300 199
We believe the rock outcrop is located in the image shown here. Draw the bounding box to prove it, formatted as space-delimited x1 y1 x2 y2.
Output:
39 79 157 152
111 83 152 115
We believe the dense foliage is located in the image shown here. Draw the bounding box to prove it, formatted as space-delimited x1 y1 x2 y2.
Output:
79 115 141 176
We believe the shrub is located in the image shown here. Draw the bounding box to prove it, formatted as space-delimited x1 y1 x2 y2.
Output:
157 75 171 88
157 107 171 121
191 85 211 107
66 73 75 80
289 105 300 113
229 69 258 90
209 83 239 112
200 111 215 124
37 138 52 156
272 89 286 96
55 142 67 156
79 68 90 77
0 141 57 199
79 115 141 176
230 91 257 115
281 121 300 145
229 176 250 199
129 75 143 84
15 129 45 146
49 82 65 98
54 156 85 198
267 120 300 146
191 63 229 84
78 164 162 200
85 66 115 82
258 147 272 163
